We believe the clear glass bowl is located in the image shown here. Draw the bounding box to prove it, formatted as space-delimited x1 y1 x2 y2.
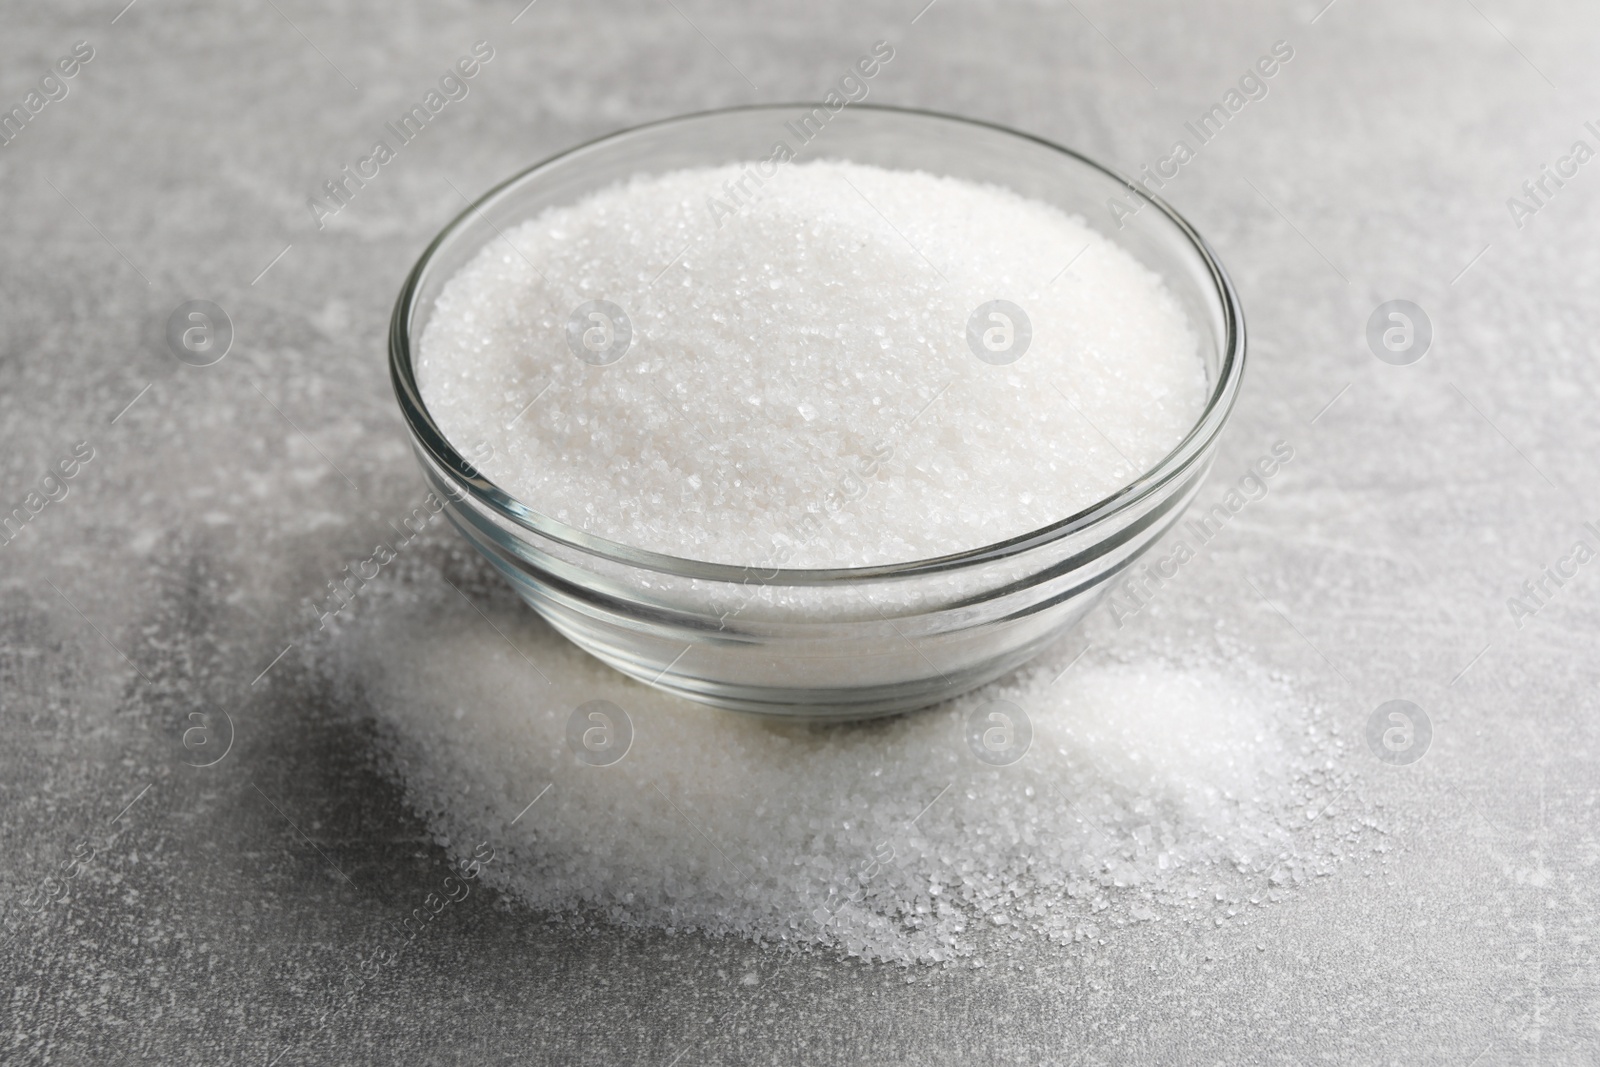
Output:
389 104 1246 720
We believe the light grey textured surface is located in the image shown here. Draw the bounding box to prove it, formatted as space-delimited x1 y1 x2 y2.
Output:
2 1 1597 1063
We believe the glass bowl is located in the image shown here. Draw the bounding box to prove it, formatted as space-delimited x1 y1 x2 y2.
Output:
389 104 1245 720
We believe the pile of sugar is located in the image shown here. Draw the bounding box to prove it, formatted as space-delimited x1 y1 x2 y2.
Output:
418 160 1207 567
324 565 1380 966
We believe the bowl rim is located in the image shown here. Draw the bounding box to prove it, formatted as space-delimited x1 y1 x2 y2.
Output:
389 102 1246 586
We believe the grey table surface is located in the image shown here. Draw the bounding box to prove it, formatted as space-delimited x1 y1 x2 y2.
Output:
3 0 1598 1063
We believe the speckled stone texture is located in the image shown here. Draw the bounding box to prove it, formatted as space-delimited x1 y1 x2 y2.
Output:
1 1 1597 1064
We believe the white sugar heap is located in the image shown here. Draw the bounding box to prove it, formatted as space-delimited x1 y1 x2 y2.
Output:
386 158 1369 966
327 575 1377 966
418 160 1206 567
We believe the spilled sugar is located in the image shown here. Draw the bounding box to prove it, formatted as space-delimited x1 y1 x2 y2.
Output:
325 564 1379 966
417 160 1207 567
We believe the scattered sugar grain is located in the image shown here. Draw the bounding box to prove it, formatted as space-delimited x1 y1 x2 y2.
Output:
326 571 1383 965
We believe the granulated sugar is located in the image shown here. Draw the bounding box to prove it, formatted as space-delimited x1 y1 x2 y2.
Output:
325 567 1379 966
418 160 1206 567
386 158 1368 966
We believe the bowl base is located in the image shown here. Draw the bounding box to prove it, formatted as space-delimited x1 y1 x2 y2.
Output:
542 606 1073 721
